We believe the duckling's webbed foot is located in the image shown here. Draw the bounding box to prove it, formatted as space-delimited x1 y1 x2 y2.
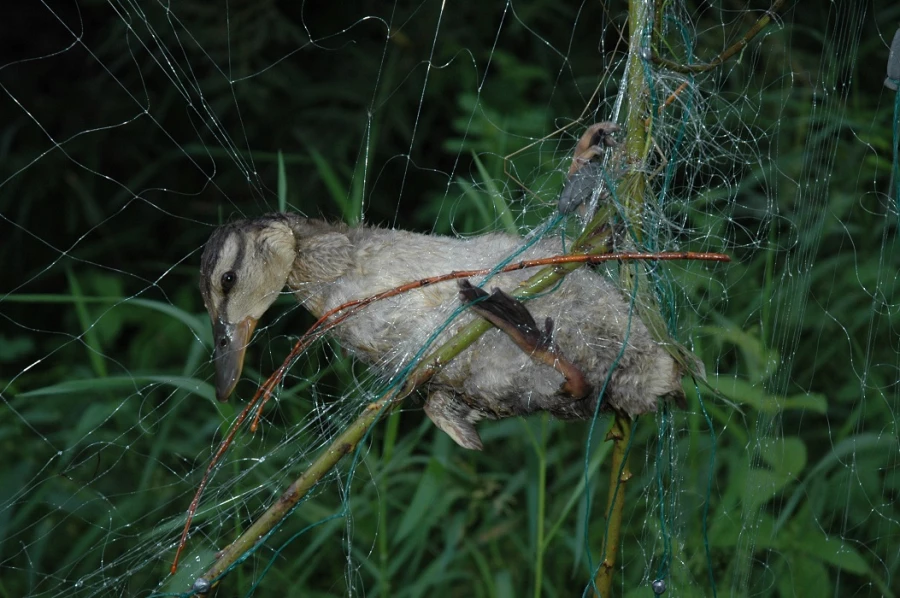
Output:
458 280 592 400
567 122 619 175
424 389 485 451
560 122 619 215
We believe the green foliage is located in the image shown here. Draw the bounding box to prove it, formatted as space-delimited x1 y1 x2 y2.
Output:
1 1 898 597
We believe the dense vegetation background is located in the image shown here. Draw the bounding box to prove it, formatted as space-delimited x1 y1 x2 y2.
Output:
1 1 898 596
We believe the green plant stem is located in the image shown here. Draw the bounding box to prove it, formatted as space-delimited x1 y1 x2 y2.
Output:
197 207 618 588
523 416 549 598
65 268 108 378
378 412 400 597
200 395 399 584
534 445 546 598
593 414 633 597
592 3 648 596
618 0 651 341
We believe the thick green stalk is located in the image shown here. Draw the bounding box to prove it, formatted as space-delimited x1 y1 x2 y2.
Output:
593 417 633 595
622 0 649 225
594 2 650 596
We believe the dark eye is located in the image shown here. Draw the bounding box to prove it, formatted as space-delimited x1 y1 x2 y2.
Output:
221 271 237 293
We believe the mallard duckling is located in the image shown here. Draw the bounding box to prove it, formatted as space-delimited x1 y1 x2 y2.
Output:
199 213 688 450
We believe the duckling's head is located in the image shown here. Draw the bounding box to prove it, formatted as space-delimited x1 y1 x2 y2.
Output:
199 215 297 401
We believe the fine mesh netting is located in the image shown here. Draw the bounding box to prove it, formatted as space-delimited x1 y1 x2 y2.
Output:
1 1 898 596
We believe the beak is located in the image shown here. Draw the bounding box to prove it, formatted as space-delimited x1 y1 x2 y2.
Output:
212 316 258 401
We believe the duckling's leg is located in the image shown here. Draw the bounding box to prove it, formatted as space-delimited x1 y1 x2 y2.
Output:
458 280 592 400
559 161 607 215
424 389 485 451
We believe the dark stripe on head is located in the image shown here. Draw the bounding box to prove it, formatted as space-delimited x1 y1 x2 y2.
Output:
200 222 233 304
200 220 247 309
216 230 247 320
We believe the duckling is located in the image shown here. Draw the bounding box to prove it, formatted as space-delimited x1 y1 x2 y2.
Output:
199 213 689 450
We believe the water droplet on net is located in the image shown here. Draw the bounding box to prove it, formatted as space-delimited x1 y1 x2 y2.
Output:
74 579 84 588
192 577 212 594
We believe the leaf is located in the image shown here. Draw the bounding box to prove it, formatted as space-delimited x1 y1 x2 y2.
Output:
129 299 212 347
743 468 790 512
471 151 517 234
17 375 215 402
542 436 611 550
774 433 898 533
65 268 108 378
708 511 776 549
394 457 447 544
1 295 211 347
759 436 807 479
710 377 827 414
307 145 353 223
69 401 121 443
457 177 493 226
799 535 869 575
0 335 35 362
699 323 778 382
777 555 831 598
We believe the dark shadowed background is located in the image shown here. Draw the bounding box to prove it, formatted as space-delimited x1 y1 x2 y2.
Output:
1 1 899 596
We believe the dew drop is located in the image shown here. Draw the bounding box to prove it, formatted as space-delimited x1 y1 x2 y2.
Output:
192 577 212 594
